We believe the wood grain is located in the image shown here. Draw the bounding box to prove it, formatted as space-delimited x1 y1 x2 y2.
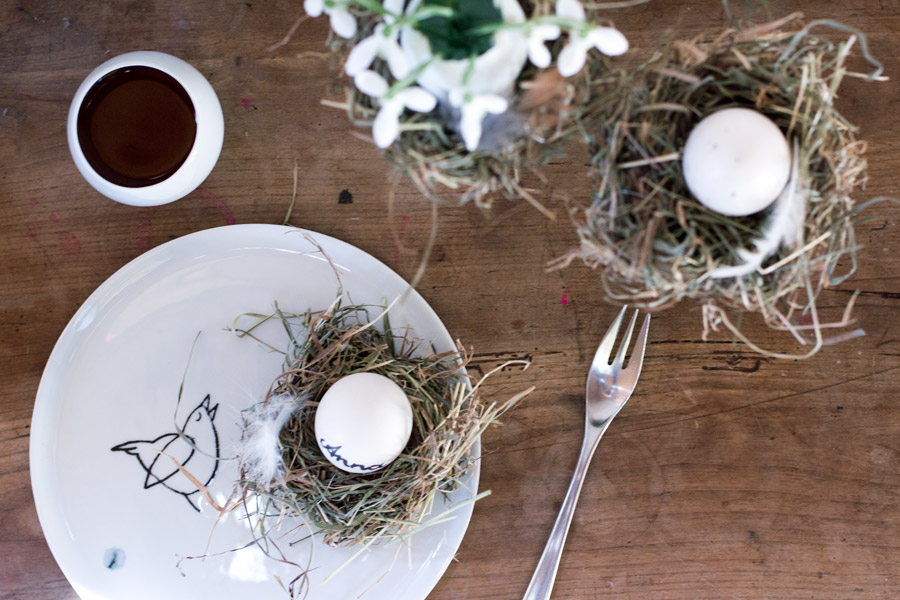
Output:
1 1 899 599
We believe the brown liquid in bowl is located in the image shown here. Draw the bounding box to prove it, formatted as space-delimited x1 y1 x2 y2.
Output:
77 66 197 188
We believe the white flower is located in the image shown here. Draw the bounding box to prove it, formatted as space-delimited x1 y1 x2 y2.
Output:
449 89 510 152
344 0 408 78
354 70 437 148
345 24 409 78
524 24 562 68
382 0 405 20
557 0 588 19
555 0 629 77
303 0 357 39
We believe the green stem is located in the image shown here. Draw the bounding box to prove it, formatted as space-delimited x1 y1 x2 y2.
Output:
385 56 437 99
466 16 590 37
384 6 454 35
385 6 456 36
408 5 457 22
461 55 477 90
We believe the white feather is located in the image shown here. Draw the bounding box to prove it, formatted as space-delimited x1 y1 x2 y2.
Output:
238 394 299 488
710 140 805 279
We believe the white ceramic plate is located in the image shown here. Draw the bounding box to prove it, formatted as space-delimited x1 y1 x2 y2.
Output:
30 224 477 600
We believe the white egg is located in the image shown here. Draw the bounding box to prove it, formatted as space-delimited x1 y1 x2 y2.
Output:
682 107 791 217
315 372 413 474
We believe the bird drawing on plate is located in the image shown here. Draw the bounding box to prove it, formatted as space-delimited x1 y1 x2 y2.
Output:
111 394 220 512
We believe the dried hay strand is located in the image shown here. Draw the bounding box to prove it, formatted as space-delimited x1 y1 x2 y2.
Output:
555 13 887 358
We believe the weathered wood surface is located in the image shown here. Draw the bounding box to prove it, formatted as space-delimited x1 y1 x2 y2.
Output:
2 1 899 598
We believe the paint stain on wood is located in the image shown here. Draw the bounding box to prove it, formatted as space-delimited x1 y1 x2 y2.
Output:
748 530 762 552
57 231 81 254
240 98 252 109
212 197 236 225
135 217 153 253
560 286 570 306
196 188 237 225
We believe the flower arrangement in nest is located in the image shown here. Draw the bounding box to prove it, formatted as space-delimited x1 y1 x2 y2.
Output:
551 12 887 359
225 296 530 595
302 0 629 214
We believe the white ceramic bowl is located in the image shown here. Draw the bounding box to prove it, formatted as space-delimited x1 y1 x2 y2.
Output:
67 51 224 207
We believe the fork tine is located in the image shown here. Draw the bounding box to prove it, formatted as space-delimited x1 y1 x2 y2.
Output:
592 305 627 367
612 309 639 370
618 313 651 389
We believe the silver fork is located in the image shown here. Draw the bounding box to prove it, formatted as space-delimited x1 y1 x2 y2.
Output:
522 306 650 600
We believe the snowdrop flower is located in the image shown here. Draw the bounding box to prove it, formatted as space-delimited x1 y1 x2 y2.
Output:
303 0 356 39
345 23 409 78
524 24 562 68
354 70 437 148
449 89 510 152
555 0 629 77
344 0 408 78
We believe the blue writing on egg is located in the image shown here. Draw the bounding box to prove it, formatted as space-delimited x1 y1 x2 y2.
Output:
320 438 385 472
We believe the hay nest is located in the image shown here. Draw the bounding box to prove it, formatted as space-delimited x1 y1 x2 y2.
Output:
554 13 885 358
232 299 528 550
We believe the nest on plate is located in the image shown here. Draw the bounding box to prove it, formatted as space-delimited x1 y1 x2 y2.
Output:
554 13 885 358
232 299 528 550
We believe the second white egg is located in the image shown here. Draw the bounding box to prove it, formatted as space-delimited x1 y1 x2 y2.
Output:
682 107 791 217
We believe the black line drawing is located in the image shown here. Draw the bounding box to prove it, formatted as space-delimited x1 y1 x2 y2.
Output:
111 394 220 512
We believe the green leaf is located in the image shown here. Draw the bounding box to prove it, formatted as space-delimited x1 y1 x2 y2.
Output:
416 0 503 61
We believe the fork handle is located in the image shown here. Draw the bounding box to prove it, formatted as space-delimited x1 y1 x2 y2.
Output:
522 424 607 600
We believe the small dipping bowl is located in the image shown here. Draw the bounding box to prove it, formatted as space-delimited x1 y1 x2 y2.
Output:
67 51 224 207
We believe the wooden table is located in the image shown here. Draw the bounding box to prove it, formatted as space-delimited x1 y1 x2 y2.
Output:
2 1 899 598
